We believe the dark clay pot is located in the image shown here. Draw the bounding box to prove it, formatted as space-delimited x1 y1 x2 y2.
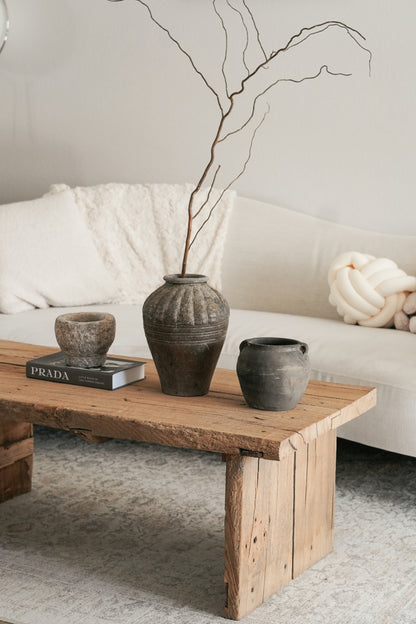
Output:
142 274 229 396
237 337 310 411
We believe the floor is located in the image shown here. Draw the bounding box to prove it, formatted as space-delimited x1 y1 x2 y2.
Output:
0 427 415 624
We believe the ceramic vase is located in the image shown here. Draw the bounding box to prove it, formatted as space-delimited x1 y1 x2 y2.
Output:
142 274 229 396
237 337 310 410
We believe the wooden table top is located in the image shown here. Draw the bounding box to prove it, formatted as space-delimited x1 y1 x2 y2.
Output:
0 341 376 460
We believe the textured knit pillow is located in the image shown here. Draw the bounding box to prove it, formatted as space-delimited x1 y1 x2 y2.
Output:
47 182 235 303
0 191 118 313
328 251 416 327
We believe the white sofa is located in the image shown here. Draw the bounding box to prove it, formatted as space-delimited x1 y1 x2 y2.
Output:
1 188 415 457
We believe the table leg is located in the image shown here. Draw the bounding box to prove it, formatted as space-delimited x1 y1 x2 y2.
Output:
224 429 337 620
0 420 33 503
292 429 337 577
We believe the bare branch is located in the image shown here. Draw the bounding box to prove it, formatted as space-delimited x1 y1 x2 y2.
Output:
345 30 373 76
179 17 370 275
134 0 224 112
192 165 222 219
283 20 367 52
218 86 265 144
282 21 372 76
226 0 250 75
219 65 334 145
189 104 270 250
233 20 368 96
242 0 268 62
213 0 230 100
110 2 371 276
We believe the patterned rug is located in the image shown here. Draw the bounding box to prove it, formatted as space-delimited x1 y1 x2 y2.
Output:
0 427 415 624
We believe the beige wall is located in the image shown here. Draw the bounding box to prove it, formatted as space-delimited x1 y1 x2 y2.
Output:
1 0 415 234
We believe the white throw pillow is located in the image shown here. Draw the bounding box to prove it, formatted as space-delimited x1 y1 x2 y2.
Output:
0 191 118 313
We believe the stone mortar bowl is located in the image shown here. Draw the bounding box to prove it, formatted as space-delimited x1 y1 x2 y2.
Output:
55 312 116 368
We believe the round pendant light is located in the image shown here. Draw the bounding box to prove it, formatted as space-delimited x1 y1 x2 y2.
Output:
0 0 9 54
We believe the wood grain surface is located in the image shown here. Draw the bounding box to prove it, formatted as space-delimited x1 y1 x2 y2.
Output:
0 341 376 460
224 453 294 618
224 430 339 619
0 419 33 503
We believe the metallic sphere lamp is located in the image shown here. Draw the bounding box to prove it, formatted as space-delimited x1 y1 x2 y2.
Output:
0 0 9 54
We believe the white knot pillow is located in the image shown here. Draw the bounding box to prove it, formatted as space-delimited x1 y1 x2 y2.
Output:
328 251 416 327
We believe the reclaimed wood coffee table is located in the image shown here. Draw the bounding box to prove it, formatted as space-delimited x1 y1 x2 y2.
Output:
0 340 376 620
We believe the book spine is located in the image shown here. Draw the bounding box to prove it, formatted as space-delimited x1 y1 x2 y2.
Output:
26 362 112 390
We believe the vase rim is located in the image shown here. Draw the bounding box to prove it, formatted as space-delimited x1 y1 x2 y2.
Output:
244 337 307 349
163 274 208 285
55 312 115 325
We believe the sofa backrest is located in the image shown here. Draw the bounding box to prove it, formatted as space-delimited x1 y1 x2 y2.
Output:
222 196 416 320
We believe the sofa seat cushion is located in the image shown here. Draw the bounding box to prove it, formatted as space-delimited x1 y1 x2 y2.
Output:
1 305 414 457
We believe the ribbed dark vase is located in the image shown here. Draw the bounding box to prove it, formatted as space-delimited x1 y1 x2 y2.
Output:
142 274 230 396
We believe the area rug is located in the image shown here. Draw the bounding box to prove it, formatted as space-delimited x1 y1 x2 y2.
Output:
0 427 415 624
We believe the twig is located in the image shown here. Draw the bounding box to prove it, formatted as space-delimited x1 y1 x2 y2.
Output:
192 165 222 219
234 20 368 95
189 104 270 250
283 21 372 75
345 30 373 76
218 64 351 145
213 0 230 100
242 0 268 61
134 0 224 113
226 0 250 75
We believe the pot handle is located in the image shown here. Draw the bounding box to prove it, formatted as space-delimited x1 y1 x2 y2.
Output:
299 342 309 355
239 339 249 353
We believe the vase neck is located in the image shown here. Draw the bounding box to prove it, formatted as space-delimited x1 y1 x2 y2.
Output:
163 274 208 285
